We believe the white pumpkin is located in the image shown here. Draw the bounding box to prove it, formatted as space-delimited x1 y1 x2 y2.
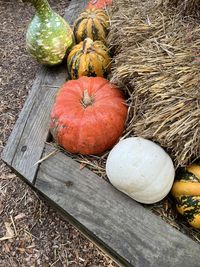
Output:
106 137 175 204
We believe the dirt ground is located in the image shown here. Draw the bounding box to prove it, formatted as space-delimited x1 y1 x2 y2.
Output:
0 1 117 266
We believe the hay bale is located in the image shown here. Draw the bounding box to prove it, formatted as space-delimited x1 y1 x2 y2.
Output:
161 0 200 17
109 0 200 167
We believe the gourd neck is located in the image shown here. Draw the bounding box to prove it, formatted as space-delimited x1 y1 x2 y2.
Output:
25 0 52 17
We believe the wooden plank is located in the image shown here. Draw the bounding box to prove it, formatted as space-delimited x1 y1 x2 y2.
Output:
64 0 87 24
3 0 200 265
2 67 47 167
2 60 67 184
35 144 200 267
2 0 87 183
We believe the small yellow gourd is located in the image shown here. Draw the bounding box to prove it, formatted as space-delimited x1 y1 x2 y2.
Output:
171 164 200 228
73 8 109 43
67 38 111 79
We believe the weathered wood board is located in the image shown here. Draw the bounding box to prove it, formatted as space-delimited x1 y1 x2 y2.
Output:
2 66 61 183
2 0 87 183
35 144 200 267
2 0 200 266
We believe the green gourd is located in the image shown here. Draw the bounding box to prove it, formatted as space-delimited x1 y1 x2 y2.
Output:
24 0 74 65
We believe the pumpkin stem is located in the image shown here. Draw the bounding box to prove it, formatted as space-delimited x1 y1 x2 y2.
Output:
82 89 93 107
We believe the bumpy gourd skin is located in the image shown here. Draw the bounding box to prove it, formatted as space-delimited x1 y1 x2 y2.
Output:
25 0 74 65
171 164 200 228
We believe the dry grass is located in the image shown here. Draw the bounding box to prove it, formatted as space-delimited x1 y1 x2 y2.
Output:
1 0 200 262
46 0 200 245
160 0 200 17
108 0 200 167
60 0 200 245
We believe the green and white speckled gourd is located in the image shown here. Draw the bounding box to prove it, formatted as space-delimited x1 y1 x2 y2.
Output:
24 0 74 65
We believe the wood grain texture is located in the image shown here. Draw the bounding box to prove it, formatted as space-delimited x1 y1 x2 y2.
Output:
2 0 87 183
35 144 200 267
64 0 87 24
2 63 67 183
3 0 200 265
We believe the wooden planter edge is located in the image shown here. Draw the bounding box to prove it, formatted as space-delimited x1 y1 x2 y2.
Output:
2 1 200 266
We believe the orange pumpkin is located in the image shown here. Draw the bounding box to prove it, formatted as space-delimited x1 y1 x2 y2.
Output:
87 0 113 9
50 76 128 155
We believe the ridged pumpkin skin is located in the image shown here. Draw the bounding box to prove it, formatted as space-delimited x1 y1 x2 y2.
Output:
67 38 111 79
25 0 74 65
50 76 128 155
171 164 200 228
73 8 109 43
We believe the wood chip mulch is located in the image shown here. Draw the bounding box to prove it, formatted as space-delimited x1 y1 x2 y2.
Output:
0 1 118 266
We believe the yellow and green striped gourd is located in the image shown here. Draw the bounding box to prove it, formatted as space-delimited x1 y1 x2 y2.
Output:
171 164 200 228
73 8 109 44
67 37 111 79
